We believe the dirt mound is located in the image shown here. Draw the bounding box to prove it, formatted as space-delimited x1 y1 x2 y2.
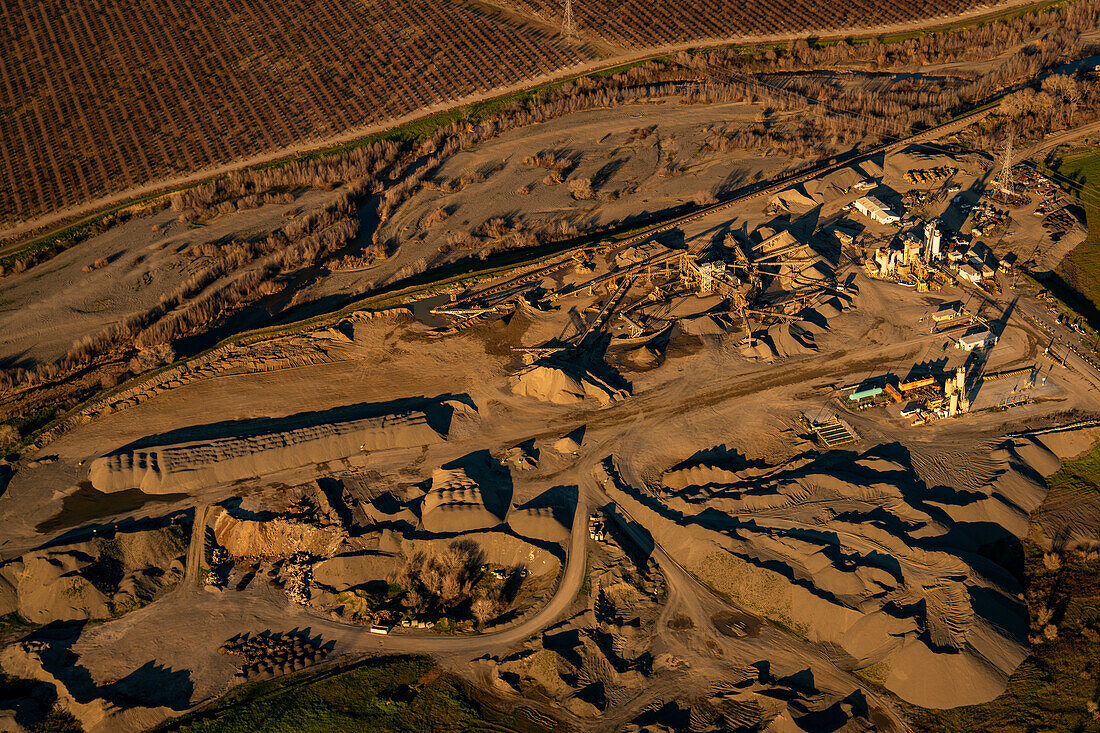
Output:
1 639 173 733
550 426 586 455
311 552 399 592
1011 436 1062 477
509 507 570 544
764 322 818 359
663 464 741 490
510 364 628 406
598 440 1053 708
505 442 539 470
495 510 665 718
1028 430 1100 551
486 504 879 730
211 507 348 559
420 467 506 534
739 338 777 362
510 487 576 545
90 409 445 494
0 522 188 624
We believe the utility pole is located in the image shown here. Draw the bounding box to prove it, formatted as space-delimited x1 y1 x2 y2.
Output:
561 0 577 38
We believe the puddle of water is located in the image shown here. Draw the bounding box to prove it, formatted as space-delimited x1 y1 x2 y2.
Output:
36 483 188 533
711 609 763 638
409 293 452 329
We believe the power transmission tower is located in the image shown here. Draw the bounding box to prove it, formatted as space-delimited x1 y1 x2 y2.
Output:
561 0 577 38
998 129 1014 195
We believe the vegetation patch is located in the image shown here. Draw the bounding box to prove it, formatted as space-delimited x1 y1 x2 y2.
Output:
1054 148 1100 317
153 655 562 732
907 441 1100 731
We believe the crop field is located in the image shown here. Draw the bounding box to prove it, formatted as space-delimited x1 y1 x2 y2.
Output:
1054 149 1100 314
0 0 587 227
0 0 1023 230
507 0 1000 47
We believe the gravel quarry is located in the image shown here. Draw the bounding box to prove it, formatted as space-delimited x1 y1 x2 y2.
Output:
3 87 1100 732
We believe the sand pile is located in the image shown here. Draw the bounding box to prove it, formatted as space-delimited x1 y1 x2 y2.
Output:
486 504 879 730
510 487 576 545
495 512 665 719
509 507 570 544
738 337 777 362
505 442 539 470
210 506 349 559
552 426 586 454
420 467 506 534
90 409 445 494
768 186 820 215
1024 429 1100 551
411 532 559 574
1 640 175 733
677 314 727 337
764 323 817 359
596 440 1057 708
510 364 628 406
663 464 741 490
0 524 188 624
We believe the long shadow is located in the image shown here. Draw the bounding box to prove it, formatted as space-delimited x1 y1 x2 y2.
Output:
669 444 769 473
109 394 471 454
602 504 655 569
0 348 36 371
0 462 12 501
19 620 192 711
1031 268 1100 333
514 485 578 530
795 689 868 733
439 450 513 520
103 661 194 710
316 477 353 527
632 700 691 730
35 484 190 535
0 674 60 730
645 441 1029 622
35 501 192 548
592 158 625 190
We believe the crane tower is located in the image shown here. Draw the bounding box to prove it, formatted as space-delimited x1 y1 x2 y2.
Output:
561 0 577 38
998 130 1014 196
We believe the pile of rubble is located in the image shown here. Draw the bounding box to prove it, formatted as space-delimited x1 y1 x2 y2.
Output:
904 166 956 184
219 632 330 680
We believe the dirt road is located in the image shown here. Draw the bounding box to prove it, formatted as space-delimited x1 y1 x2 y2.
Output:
184 504 208 588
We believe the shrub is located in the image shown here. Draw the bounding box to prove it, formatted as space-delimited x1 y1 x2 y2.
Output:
567 176 594 200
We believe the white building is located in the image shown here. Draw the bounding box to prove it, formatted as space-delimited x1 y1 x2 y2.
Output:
958 264 982 284
959 330 997 351
924 221 941 260
853 196 901 225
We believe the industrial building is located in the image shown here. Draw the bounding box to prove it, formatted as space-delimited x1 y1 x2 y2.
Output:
853 196 901 225
933 303 963 322
959 330 997 351
958 264 982 284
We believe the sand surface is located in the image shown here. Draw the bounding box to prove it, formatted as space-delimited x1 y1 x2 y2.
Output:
3 90 1100 731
